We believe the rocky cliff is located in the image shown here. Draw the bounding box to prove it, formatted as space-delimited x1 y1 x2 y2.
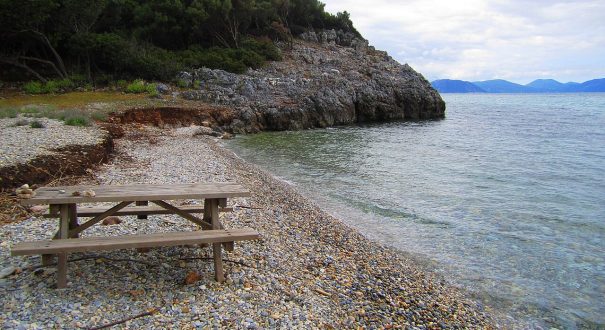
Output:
179 30 445 133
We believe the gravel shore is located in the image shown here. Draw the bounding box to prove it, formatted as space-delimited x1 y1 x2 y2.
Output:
1 125 494 329
0 117 106 169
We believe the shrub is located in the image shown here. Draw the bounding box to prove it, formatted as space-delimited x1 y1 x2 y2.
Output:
145 83 157 94
43 80 60 93
116 80 128 88
29 120 45 128
0 108 18 118
14 119 29 126
125 79 148 93
23 81 45 94
91 111 108 122
176 79 189 88
54 79 74 90
19 106 42 117
64 116 90 127
241 38 282 61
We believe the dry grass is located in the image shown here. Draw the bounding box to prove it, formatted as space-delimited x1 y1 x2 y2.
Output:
0 193 30 225
0 91 148 109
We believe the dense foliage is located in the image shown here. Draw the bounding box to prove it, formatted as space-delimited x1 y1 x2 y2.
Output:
0 0 359 84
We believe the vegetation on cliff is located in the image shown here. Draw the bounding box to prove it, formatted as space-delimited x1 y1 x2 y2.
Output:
0 0 359 83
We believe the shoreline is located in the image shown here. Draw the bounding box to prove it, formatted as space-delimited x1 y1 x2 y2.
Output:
1 125 495 328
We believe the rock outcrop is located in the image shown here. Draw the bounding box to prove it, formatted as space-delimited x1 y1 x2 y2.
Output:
181 30 445 133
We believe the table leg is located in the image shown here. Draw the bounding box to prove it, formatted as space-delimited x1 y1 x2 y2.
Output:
203 199 234 252
56 204 71 288
68 204 78 238
209 199 224 282
42 204 60 266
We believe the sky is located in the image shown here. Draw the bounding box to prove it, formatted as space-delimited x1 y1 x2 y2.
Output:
321 0 605 84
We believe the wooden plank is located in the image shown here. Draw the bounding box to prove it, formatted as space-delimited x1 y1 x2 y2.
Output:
21 183 250 205
150 200 212 230
70 201 132 236
11 228 260 255
43 205 233 218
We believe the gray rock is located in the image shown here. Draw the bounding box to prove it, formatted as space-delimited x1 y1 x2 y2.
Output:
156 83 170 94
175 31 444 133
177 72 193 87
0 266 16 278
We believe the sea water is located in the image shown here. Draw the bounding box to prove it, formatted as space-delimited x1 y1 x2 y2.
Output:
225 93 605 329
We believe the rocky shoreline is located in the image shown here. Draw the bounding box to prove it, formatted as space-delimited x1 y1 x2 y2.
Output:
1 125 494 329
178 37 445 133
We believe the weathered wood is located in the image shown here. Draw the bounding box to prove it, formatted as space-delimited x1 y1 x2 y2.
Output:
21 183 250 205
43 205 233 218
41 254 54 266
57 253 67 288
135 201 148 219
70 201 132 236
49 204 59 216
150 200 212 230
68 204 78 238
210 199 225 282
11 228 260 255
204 199 233 252
59 204 69 239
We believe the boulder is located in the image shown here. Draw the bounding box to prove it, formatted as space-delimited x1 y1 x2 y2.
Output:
156 83 170 94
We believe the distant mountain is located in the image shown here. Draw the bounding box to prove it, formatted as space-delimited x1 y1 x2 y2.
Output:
431 79 486 93
431 78 605 93
472 79 537 93
526 79 565 92
577 78 605 92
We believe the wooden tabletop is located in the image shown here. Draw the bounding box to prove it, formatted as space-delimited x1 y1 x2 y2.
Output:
20 183 250 205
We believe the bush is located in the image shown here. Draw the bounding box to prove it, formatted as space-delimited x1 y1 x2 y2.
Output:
43 80 60 93
22 79 75 94
23 81 45 94
64 116 90 126
0 108 18 118
241 38 282 61
19 106 43 117
29 120 45 128
125 79 148 93
91 111 108 122
14 119 29 126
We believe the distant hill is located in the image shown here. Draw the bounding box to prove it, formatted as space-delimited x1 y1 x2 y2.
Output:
431 79 486 93
526 79 565 92
577 78 605 92
431 78 605 93
472 80 537 93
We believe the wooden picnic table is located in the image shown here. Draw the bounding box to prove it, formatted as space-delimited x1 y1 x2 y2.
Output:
13 183 259 288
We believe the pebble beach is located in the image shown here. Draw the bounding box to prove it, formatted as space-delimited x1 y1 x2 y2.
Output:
0 124 495 329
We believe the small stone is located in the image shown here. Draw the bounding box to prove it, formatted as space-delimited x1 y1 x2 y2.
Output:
30 205 46 214
184 271 202 285
0 266 16 278
82 189 96 197
101 216 122 226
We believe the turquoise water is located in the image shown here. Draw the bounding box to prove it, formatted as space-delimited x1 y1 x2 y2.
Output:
225 93 605 329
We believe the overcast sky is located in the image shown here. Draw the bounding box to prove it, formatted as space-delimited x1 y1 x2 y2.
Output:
321 0 605 84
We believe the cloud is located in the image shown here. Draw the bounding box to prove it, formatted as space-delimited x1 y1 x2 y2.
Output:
321 0 605 83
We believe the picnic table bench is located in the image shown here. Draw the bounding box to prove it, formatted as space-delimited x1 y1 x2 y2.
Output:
12 183 260 288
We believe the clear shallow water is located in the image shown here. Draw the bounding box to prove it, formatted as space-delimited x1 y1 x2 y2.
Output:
225 93 605 329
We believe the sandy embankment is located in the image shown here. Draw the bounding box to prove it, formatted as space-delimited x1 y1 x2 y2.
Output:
0 125 494 329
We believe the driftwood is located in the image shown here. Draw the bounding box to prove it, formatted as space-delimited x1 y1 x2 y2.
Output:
88 308 158 330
